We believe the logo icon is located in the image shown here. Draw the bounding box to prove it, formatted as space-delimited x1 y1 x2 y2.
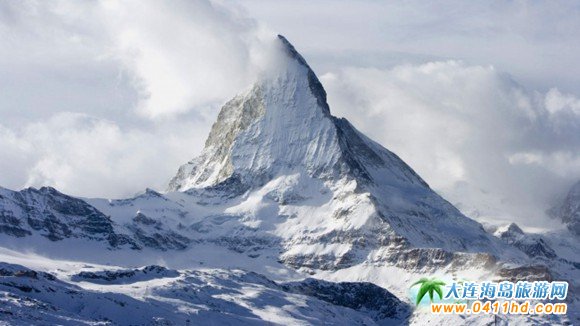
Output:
411 277 446 305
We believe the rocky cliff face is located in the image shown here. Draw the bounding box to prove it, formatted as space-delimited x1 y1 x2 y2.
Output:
0 186 193 251
0 186 136 247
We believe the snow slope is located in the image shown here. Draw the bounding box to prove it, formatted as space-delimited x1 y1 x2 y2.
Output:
0 258 409 325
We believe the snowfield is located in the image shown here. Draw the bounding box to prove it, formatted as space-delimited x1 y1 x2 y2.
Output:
0 254 410 325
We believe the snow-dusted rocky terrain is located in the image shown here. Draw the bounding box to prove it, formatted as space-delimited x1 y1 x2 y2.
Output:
0 35 578 325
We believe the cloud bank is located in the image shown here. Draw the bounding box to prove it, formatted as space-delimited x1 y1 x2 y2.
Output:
322 62 580 228
239 0 580 94
0 0 276 198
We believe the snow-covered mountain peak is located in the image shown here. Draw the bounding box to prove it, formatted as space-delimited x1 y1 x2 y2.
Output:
165 35 512 260
275 34 331 115
495 223 525 237
168 35 340 191
168 35 428 193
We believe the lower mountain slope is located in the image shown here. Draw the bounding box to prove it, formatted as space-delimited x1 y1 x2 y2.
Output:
0 260 409 325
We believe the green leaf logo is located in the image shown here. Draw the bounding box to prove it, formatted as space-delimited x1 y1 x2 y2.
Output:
411 278 446 305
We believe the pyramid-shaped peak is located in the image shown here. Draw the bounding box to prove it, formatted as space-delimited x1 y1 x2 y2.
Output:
505 223 524 235
274 35 330 115
168 35 428 192
276 35 312 70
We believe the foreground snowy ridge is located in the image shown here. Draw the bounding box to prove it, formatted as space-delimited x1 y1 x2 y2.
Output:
0 35 578 325
0 261 409 325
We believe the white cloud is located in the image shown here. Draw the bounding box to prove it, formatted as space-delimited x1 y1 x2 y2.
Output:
238 0 580 94
545 88 580 115
321 61 580 227
3 112 208 198
0 0 278 121
97 0 276 118
0 0 276 197
0 126 34 188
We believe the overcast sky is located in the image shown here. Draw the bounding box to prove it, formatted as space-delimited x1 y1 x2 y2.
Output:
0 0 579 229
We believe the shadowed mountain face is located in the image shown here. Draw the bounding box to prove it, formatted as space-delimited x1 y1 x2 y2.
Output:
0 262 410 325
0 186 136 247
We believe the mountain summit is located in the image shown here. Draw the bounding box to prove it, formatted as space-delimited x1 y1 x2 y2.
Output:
167 35 508 267
169 35 427 192
0 35 508 264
